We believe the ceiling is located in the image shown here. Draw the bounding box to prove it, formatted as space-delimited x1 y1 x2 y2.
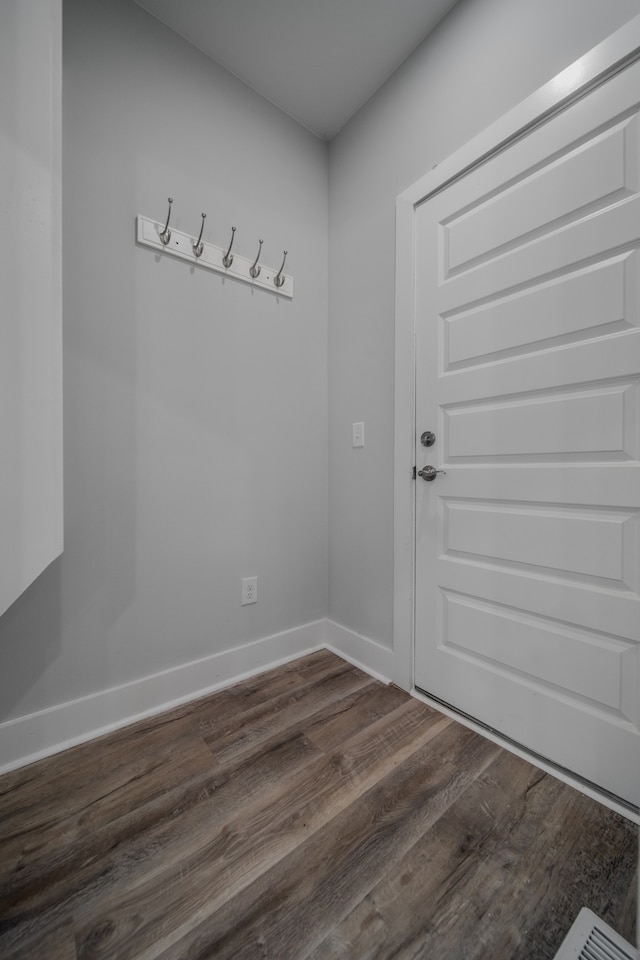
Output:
133 0 460 140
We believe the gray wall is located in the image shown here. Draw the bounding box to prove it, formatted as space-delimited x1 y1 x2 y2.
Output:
0 0 328 722
327 0 640 647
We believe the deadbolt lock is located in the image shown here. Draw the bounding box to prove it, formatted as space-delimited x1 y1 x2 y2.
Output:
420 431 436 447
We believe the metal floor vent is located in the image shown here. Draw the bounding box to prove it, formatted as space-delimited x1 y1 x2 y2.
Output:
553 908 638 960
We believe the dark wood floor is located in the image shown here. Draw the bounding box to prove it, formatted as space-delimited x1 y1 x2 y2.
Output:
0 650 636 960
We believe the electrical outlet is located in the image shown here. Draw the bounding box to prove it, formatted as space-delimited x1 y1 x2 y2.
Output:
241 576 257 605
352 422 365 447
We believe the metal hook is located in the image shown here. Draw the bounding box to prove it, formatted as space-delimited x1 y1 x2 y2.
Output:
159 197 173 245
249 239 263 279
222 226 236 268
274 250 288 288
192 213 206 258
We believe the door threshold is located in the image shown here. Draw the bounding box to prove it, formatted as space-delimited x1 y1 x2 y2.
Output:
414 686 639 824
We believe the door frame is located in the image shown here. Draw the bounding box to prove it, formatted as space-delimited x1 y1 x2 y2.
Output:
393 14 640 693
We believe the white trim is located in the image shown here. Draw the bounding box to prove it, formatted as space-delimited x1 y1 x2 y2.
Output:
392 193 416 691
0 620 326 775
1 615 631 820
393 13 640 693
0 618 395 775
412 688 639 824
324 619 394 684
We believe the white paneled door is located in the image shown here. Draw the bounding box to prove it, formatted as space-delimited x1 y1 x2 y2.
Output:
414 58 640 806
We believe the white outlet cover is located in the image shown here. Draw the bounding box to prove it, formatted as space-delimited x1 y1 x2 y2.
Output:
241 576 258 605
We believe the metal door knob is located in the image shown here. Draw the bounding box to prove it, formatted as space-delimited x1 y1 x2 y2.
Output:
418 465 446 482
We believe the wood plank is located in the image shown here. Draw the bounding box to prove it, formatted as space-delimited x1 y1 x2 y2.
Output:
511 792 637 957
0 731 323 956
0 653 340 823
414 785 637 960
304 682 409 752
0 655 354 918
619 864 639 945
284 649 348 682
0 652 635 960
0 662 312 824
1 734 215 893
3 921 77 960
305 748 549 960
188 651 353 736
307 750 637 960
73 702 454 960
146 723 498 960
201 662 372 766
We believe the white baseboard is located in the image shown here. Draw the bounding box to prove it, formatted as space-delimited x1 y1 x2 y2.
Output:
323 619 394 684
7 612 630 825
0 618 393 776
0 619 327 776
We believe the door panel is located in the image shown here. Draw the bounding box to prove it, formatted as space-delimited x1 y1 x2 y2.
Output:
441 592 636 719
444 383 636 460
445 252 636 370
445 116 638 274
443 500 634 583
414 57 640 806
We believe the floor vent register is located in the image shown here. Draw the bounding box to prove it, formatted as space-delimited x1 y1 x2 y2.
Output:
553 908 638 960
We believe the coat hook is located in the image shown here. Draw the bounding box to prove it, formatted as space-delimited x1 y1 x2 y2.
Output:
250 239 263 279
192 213 206 258
274 250 288 288
222 226 236 268
159 197 173 245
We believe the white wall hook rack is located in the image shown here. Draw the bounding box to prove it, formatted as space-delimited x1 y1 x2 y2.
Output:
136 215 294 299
